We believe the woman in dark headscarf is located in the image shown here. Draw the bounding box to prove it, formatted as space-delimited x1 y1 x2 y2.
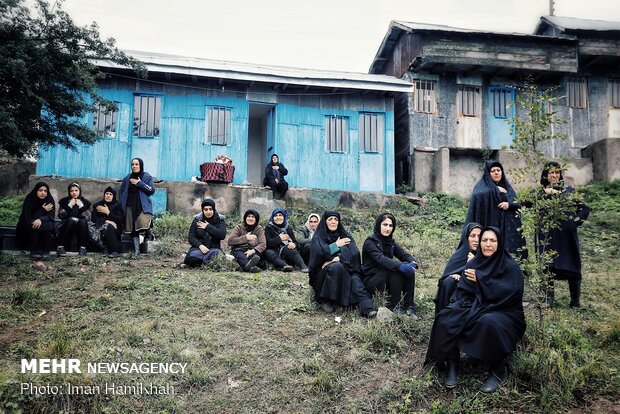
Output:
362 212 419 318
537 161 590 307
263 154 289 199
16 182 56 259
309 211 377 318
184 198 227 267
56 182 92 256
425 227 525 393
91 187 124 258
433 222 482 315
466 160 526 260
264 207 308 272
228 209 266 273
119 158 155 254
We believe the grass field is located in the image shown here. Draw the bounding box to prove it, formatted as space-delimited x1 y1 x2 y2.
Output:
0 182 618 413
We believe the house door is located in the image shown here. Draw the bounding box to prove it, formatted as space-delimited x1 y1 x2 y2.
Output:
488 87 515 149
456 86 482 148
247 103 275 185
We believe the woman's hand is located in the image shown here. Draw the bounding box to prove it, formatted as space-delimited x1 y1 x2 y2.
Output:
32 218 42 229
278 233 289 241
467 252 475 262
450 274 461 281
498 202 509 210
129 178 140 185
105 220 117 229
246 234 257 241
544 187 560 195
199 245 209 254
97 205 110 215
322 256 340 269
272 165 279 170
68 198 76 207
335 237 351 248
464 268 477 282
197 221 208 229
497 185 507 194
76 199 84 208
287 242 296 250
42 203 53 212
245 249 255 257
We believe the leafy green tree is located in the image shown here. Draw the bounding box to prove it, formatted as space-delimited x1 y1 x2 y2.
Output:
0 0 145 157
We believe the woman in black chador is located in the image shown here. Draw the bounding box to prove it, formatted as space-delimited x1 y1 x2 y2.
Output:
56 182 92 256
308 211 377 318
91 187 124 258
16 182 56 259
466 161 526 260
433 222 482 315
263 154 289 199
362 212 419 319
184 198 227 267
119 158 155 254
537 161 590 307
425 227 525 394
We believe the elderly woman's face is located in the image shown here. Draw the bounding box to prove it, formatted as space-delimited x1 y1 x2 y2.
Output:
104 191 114 203
380 217 394 237
245 214 256 226
36 186 48 200
309 216 319 231
490 166 503 184
326 216 339 232
273 212 284 225
203 205 214 218
480 230 498 257
468 227 481 252
547 167 561 184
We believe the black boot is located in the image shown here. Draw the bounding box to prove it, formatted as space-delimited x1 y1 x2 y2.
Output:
568 279 581 308
445 351 459 388
480 360 507 393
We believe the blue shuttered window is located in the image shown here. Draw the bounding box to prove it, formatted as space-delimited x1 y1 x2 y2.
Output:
325 115 349 153
133 95 161 138
206 106 231 145
359 113 384 153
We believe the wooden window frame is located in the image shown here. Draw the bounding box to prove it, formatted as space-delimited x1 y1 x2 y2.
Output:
457 85 481 117
359 112 384 153
567 77 588 109
413 79 437 114
133 94 162 138
206 106 232 146
325 115 349 153
608 79 620 108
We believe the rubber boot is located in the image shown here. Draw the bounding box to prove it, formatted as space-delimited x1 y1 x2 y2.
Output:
133 237 140 255
568 279 581 308
444 350 459 388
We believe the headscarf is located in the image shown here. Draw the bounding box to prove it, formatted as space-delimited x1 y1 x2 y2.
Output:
313 211 350 244
199 198 219 224
130 158 145 179
372 212 397 256
268 207 288 229
540 161 565 189
243 209 260 232
304 213 321 238
440 222 482 280
15 182 55 249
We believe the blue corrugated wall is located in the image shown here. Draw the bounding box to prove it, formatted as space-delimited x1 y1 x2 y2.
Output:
37 88 395 193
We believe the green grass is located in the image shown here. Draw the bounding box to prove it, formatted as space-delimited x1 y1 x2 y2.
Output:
0 195 24 225
0 181 618 413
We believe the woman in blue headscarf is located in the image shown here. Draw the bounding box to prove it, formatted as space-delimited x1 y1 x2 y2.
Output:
263 154 289 199
263 207 308 272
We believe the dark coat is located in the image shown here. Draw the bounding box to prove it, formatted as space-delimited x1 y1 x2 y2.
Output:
265 224 299 251
466 161 526 258
15 182 56 249
187 212 227 251
119 159 155 215
263 160 288 186
91 187 123 230
425 227 526 366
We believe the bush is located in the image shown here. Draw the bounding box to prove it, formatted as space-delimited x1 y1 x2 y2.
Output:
0 195 24 225
153 213 192 240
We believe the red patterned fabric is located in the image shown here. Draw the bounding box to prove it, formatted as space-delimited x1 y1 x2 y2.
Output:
200 162 235 183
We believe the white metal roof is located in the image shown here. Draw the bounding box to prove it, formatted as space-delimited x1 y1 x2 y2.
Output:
95 50 412 93
537 16 620 33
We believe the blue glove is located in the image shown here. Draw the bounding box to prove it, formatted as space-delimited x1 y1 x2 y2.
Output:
399 263 415 278
410 260 419 269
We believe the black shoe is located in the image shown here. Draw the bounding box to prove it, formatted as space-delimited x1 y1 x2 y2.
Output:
393 306 405 315
79 247 87 256
480 367 507 393
445 359 458 388
282 265 293 272
366 310 378 319
300 267 309 273
321 302 335 313
406 306 419 320
56 247 67 257
244 255 261 271
248 266 261 273
108 251 120 258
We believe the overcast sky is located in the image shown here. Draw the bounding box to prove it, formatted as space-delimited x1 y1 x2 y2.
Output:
56 0 620 73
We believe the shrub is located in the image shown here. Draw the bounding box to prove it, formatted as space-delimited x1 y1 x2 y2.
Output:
153 213 192 240
0 195 24 225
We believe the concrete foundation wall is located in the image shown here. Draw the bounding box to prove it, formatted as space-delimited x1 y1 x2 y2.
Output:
0 159 36 197
582 138 620 181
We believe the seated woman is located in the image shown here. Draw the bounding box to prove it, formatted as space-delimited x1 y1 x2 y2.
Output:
57 182 92 256
309 211 377 318
16 182 56 259
362 212 419 319
297 213 320 264
119 158 155 254
537 161 590 307
263 154 289 199
264 208 308 272
425 227 525 393
184 199 227 267
91 187 124 258
433 222 482 315
228 209 266 273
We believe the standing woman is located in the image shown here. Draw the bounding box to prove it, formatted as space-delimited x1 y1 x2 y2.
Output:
263 154 289 199
119 158 155 254
228 209 266 273
425 227 525 393
466 160 526 259
184 198 227 267
538 161 590 307
433 222 482 315
56 182 92 256
16 182 56 259
91 187 124 258
362 212 419 318
297 213 320 264
264 208 308 272
308 211 377 318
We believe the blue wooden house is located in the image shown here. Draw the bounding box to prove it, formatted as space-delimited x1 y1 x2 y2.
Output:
36 51 411 194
